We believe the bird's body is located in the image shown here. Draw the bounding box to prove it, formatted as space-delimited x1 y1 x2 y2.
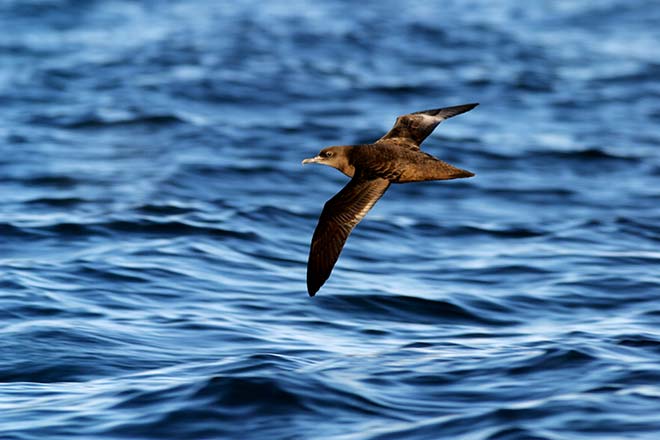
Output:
302 103 478 296
350 143 473 183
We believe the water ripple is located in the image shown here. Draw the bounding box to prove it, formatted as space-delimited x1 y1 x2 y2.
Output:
1 0 660 439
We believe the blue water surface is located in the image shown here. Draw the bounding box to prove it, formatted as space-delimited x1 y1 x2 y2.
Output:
1 1 660 439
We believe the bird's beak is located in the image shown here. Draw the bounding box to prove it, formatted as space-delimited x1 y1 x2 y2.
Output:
302 156 322 165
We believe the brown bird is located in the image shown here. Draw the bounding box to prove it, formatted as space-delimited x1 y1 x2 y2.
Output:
302 103 478 296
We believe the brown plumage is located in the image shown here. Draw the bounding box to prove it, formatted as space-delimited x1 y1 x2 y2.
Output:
302 103 478 296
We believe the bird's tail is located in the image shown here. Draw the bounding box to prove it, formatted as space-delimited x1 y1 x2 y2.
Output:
396 159 474 183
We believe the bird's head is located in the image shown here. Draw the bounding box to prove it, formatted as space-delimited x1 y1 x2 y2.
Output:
302 146 354 178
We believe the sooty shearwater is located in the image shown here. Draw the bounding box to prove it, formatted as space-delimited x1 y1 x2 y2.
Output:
302 103 478 296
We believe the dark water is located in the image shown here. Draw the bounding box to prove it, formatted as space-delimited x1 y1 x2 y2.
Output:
2 1 660 438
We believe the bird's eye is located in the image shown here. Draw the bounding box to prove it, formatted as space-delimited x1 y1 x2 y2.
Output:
321 151 333 158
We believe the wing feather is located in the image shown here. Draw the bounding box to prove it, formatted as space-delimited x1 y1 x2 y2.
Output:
377 103 479 147
307 176 390 296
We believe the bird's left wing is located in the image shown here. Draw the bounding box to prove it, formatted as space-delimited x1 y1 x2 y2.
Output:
377 103 479 148
307 175 390 296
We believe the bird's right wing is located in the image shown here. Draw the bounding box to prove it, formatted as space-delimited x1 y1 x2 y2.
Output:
377 103 479 148
307 176 390 296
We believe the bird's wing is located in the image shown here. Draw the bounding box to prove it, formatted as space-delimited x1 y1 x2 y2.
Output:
307 175 390 296
377 103 479 148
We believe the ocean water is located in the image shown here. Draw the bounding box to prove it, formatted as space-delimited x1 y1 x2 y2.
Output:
1 1 660 439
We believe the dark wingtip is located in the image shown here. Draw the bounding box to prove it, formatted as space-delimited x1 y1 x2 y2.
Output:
413 102 480 119
455 102 478 110
307 278 320 297
464 103 479 112
445 102 479 115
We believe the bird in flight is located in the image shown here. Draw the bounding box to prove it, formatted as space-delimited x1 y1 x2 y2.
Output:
302 103 478 296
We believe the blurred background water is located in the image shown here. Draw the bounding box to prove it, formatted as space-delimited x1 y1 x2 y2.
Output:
1 1 660 439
